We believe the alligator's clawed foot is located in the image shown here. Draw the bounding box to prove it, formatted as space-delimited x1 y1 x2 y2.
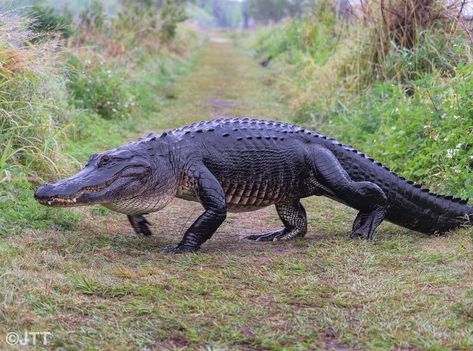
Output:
128 215 153 236
245 229 289 242
162 245 198 254
350 205 386 240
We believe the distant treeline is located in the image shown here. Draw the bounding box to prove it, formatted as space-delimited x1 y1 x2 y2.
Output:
195 0 315 28
7 0 315 28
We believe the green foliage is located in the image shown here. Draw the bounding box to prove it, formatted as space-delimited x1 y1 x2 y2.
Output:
67 55 135 120
379 31 472 82
79 0 106 30
27 2 73 39
116 0 159 35
251 2 338 64
321 73 473 199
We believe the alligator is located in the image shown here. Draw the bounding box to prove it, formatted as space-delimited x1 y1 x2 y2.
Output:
34 117 473 253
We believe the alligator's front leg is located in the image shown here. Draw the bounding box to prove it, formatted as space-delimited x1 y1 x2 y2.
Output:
246 200 307 242
128 215 152 236
164 166 227 254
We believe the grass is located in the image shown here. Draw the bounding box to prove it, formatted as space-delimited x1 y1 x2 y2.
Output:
1 33 472 350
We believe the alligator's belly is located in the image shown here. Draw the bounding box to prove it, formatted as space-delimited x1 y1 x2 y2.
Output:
175 194 277 213
176 179 299 212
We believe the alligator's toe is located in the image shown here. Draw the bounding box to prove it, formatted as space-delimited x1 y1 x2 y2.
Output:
350 228 376 240
245 230 284 242
162 245 199 254
128 215 153 236
138 222 152 236
349 230 367 239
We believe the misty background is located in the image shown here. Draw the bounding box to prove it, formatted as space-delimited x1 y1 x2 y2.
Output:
3 0 317 28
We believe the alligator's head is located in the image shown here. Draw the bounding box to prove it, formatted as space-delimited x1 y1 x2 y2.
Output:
34 144 175 214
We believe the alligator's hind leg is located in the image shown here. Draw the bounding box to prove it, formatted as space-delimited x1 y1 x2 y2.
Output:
246 200 307 242
128 215 152 236
310 145 388 240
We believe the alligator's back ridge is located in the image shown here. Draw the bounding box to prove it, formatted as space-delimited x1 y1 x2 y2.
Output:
161 117 469 206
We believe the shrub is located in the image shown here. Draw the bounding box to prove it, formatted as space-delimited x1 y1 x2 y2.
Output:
348 0 472 85
251 1 338 65
79 0 106 31
66 54 135 120
159 0 189 42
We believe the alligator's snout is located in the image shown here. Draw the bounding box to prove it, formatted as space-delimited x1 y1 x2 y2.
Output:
34 183 54 201
34 182 81 206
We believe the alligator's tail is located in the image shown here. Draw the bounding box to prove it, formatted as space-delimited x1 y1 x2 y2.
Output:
319 131 472 235
380 176 472 234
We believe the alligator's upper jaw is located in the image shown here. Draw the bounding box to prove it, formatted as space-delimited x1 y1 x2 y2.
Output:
34 182 106 207
34 167 116 207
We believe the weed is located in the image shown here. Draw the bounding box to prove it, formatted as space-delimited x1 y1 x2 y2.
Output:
27 3 73 40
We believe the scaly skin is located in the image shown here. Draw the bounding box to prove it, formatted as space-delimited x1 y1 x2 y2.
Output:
35 118 473 253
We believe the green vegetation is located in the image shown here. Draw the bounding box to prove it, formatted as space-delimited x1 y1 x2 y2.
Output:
27 2 73 39
250 0 473 199
248 0 314 24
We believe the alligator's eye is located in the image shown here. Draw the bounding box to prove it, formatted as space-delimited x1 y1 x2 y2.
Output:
98 155 112 167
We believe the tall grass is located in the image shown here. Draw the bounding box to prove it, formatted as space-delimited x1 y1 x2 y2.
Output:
348 0 473 84
0 16 69 176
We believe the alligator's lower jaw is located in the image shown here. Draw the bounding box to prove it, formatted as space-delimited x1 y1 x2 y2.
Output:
38 197 81 207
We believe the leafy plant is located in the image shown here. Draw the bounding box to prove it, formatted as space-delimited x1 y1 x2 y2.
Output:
79 0 105 31
67 55 135 120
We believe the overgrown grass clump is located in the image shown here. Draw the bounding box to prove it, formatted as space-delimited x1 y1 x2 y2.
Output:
0 18 68 176
251 0 473 199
